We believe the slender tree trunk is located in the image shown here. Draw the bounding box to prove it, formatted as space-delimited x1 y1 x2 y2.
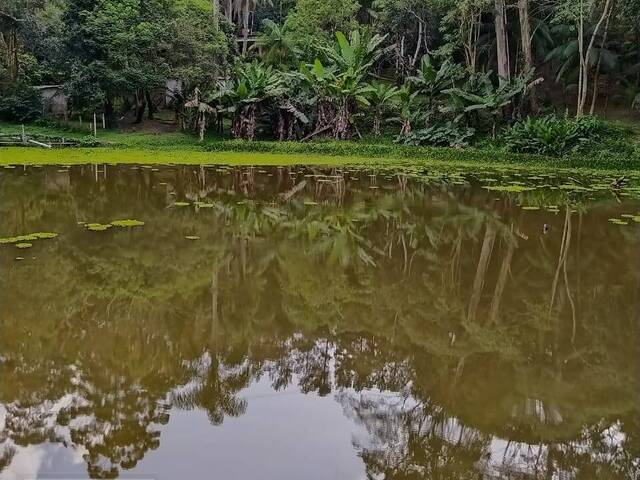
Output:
372 114 382 136
494 0 510 85
411 20 423 68
577 3 585 116
518 0 538 112
226 0 233 22
242 0 250 54
0 25 19 82
577 0 614 116
134 89 146 124
212 0 220 21
590 3 613 115
145 90 155 120
276 110 287 141
104 98 114 127
333 101 351 140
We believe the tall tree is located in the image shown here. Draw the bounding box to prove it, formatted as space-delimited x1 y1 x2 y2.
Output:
517 0 538 111
494 0 510 84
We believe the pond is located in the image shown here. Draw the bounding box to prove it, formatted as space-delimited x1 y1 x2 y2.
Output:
0 163 639 479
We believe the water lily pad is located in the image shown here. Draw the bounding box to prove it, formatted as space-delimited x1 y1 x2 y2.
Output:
185 235 200 240
0 234 38 244
32 232 58 239
15 242 32 249
195 202 214 208
521 206 540 210
86 223 112 231
608 218 628 225
173 202 190 207
110 219 145 228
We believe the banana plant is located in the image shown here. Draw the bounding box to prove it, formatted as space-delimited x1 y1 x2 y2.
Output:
367 81 400 135
407 54 464 119
220 61 286 140
443 72 531 136
320 29 388 139
388 83 422 137
300 59 339 134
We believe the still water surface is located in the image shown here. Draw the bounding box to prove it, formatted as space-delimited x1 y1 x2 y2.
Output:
0 163 639 479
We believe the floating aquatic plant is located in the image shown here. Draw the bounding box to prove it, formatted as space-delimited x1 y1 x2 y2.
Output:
15 243 32 249
110 219 145 228
0 232 58 244
86 223 112 231
32 232 58 239
608 218 628 225
521 206 540 210
173 202 190 207
185 235 200 240
195 202 214 209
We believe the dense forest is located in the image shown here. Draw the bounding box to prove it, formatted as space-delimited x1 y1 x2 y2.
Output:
1 0 639 150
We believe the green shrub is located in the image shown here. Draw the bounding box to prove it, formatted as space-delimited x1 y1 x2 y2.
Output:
503 115 608 156
0 84 42 122
399 122 475 147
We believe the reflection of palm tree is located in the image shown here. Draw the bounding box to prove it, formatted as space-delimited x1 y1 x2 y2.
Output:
172 354 249 425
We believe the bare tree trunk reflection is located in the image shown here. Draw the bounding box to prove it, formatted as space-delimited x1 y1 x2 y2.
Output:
549 207 577 343
489 225 516 325
468 222 496 322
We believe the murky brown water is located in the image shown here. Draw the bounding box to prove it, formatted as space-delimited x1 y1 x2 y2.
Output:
1 164 639 479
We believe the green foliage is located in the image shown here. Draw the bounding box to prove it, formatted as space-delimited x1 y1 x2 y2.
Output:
285 0 360 49
0 83 42 122
254 19 296 67
408 55 464 108
399 121 475 147
443 71 532 127
503 115 609 156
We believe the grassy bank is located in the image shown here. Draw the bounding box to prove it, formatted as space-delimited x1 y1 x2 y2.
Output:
1 121 639 172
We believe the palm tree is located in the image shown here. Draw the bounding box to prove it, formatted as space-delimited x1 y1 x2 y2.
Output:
253 18 295 67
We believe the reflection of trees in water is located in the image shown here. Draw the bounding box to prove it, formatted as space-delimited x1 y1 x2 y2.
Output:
0 366 170 478
339 390 640 479
0 166 638 478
